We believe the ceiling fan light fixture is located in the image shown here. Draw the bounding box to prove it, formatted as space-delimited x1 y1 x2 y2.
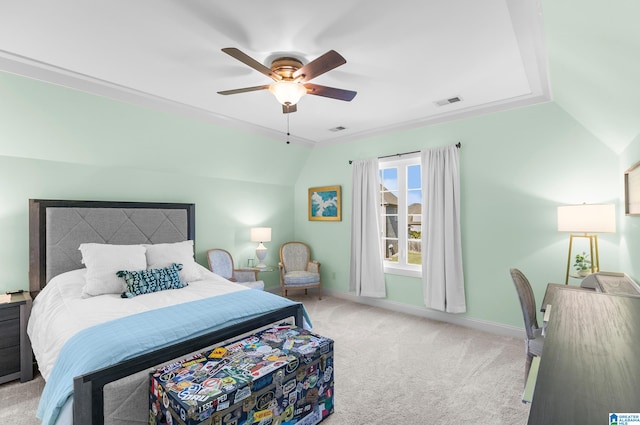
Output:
269 81 307 106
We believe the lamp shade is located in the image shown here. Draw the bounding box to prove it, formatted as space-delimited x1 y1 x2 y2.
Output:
250 227 272 242
557 204 616 233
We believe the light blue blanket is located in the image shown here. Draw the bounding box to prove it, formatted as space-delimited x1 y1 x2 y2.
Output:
37 290 310 425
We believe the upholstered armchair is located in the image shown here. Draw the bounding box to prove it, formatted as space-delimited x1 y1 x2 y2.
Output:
206 248 264 290
279 241 321 299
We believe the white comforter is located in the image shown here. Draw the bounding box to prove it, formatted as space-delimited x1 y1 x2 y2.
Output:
27 264 247 381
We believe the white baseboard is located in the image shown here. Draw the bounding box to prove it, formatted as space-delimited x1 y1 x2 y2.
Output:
267 286 524 340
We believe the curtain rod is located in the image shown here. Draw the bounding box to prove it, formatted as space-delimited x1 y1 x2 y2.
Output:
348 142 461 164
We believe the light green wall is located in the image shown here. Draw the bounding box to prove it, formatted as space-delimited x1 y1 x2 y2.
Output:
619 134 640 279
542 0 640 154
0 155 297 291
0 72 308 185
0 71 311 293
296 102 619 327
0 70 631 329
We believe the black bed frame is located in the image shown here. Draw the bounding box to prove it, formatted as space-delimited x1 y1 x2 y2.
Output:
28 199 305 425
74 304 304 425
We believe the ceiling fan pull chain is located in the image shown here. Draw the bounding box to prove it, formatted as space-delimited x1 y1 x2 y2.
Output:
286 112 291 144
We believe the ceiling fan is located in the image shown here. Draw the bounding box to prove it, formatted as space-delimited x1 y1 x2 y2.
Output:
217 48 357 114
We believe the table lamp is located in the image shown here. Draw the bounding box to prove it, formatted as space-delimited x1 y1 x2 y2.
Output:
557 203 615 284
250 227 271 269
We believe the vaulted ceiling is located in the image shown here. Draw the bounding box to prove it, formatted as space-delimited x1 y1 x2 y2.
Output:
0 1 637 152
542 0 640 154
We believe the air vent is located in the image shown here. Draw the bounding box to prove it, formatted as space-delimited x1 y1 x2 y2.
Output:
329 126 347 132
435 96 462 107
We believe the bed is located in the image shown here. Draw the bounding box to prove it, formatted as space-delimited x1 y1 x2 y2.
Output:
26 199 306 425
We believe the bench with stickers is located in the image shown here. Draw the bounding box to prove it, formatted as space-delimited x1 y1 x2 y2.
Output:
149 325 334 425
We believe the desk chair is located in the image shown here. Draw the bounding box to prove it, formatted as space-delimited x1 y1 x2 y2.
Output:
207 248 264 290
510 268 544 385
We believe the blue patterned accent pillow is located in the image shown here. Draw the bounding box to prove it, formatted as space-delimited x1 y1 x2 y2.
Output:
117 263 187 298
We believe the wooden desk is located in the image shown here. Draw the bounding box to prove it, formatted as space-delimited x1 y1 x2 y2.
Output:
528 290 640 424
541 277 640 313
540 283 593 313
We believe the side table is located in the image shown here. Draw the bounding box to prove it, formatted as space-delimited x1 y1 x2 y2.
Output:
0 291 34 384
254 265 276 273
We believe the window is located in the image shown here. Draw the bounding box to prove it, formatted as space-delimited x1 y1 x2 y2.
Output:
379 155 422 277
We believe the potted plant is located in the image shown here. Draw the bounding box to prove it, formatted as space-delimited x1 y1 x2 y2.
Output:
574 252 592 276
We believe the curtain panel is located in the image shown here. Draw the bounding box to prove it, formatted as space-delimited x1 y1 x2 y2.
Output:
421 145 466 313
349 159 386 298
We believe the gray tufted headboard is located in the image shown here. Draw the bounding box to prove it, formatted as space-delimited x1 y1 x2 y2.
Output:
28 199 195 295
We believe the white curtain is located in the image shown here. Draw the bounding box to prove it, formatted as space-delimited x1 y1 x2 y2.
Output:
421 145 466 313
349 159 386 298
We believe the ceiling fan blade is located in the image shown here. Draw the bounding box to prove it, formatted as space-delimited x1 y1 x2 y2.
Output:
282 103 297 114
221 48 282 81
293 50 346 83
217 85 270 95
304 83 357 101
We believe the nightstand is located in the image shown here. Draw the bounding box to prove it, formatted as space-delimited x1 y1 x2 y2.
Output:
0 292 33 384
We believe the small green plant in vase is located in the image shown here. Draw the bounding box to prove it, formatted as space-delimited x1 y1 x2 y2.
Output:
574 252 592 277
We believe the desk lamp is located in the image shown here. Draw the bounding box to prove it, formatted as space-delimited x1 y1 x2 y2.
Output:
250 227 271 269
557 203 615 285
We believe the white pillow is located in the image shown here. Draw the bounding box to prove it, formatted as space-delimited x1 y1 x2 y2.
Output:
79 243 147 298
145 240 200 283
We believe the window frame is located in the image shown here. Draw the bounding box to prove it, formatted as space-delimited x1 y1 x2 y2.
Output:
379 154 422 278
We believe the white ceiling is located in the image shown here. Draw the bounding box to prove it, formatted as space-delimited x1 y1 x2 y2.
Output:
0 0 550 146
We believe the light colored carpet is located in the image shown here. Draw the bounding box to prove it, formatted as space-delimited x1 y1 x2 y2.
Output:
0 371 44 425
0 295 530 424
297 295 530 424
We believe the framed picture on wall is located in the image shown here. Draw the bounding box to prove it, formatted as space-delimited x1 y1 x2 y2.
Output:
308 185 341 221
625 161 640 216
